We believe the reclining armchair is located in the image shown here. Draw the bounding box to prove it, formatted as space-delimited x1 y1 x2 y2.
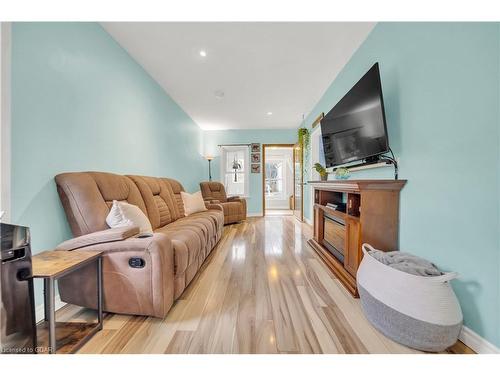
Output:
200 181 247 225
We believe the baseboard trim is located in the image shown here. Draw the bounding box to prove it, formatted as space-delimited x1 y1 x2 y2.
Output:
247 212 263 217
459 326 499 354
305 217 313 226
34 295 66 323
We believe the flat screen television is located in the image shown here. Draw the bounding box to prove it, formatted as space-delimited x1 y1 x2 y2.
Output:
320 63 389 168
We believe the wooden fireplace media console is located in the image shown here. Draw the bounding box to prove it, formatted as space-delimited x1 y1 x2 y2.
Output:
307 179 406 297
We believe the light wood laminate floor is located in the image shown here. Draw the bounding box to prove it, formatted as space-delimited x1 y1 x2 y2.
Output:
60 216 470 354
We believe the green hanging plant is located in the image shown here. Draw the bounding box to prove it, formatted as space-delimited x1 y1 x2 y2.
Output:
298 127 310 150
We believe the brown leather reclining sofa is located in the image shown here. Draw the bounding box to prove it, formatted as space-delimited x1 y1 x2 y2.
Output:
199 181 247 225
54 172 224 318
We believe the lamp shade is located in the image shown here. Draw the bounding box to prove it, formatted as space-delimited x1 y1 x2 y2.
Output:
204 155 215 161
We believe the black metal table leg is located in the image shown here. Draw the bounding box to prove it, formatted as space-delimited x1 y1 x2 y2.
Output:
43 278 49 321
48 278 56 354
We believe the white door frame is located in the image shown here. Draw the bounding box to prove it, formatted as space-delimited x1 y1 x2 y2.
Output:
264 147 293 210
263 144 295 216
0 22 12 221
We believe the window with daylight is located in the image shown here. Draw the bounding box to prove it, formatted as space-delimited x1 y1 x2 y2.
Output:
265 160 285 199
220 146 249 197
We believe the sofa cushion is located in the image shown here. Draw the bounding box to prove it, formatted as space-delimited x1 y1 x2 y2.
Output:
155 224 207 276
155 208 223 276
166 217 211 256
157 227 203 276
173 210 223 255
184 210 224 238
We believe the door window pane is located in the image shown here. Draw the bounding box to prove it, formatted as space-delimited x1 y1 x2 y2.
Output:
265 160 284 199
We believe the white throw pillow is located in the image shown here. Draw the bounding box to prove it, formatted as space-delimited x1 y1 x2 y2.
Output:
106 200 153 235
181 191 208 216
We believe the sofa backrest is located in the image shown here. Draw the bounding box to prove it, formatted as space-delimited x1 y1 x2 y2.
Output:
200 181 228 203
55 172 148 237
55 171 190 237
161 178 186 217
127 175 181 230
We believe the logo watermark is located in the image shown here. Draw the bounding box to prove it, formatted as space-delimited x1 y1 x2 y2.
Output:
1 346 51 354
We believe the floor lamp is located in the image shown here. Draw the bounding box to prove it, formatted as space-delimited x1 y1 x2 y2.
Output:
204 155 215 181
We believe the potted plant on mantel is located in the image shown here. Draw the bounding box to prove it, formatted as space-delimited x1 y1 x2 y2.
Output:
313 163 329 181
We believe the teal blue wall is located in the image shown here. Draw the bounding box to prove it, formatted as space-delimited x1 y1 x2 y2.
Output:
302 23 500 346
202 129 297 214
11 23 204 281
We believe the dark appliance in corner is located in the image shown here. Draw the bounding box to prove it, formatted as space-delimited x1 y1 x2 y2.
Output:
1 223 37 354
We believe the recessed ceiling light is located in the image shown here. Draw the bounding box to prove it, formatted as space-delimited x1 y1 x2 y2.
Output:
214 90 225 100
267 112 273 116
199 50 207 57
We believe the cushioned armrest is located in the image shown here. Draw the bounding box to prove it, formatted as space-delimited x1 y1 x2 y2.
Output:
205 203 224 211
226 196 247 219
56 226 140 251
57 233 175 318
204 198 221 203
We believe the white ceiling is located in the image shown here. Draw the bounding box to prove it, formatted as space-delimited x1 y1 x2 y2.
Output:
101 22 375 130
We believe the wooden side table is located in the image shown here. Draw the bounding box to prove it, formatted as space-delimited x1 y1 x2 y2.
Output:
32 250 103 354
